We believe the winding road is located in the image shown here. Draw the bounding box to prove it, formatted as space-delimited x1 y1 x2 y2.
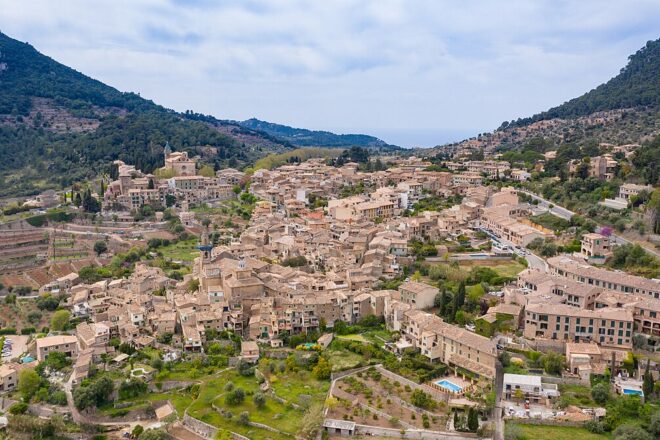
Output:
519 189 660 258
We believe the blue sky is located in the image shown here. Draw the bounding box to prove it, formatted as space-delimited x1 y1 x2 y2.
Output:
1 0 658 147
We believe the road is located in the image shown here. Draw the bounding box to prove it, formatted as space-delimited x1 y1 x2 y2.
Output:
518 190 574 221
519 190 660 258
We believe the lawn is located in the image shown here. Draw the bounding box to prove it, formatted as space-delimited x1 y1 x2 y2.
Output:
266 368 329 403
512 423 609 440
458 260 527 278
158 238 199 262
186 368 326 440
326 347 365 372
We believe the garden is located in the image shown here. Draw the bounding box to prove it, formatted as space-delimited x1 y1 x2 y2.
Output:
327 367 451 431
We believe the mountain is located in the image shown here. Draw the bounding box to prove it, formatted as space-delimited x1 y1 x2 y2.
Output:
507 39 660 127
239 118 399 150
435 38 660 155
0 32 297 197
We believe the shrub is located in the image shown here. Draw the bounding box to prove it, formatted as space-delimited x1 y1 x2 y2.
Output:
225 388 245 406
9 402 29 414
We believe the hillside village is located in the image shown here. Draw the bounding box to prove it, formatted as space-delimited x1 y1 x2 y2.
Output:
0 143 658 440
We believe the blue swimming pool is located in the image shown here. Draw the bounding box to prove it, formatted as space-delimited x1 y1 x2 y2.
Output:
622 388 643 396
435 379 463 393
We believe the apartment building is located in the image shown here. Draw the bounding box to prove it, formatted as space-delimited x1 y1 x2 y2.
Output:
399 309 497 379
452 172 483 187
398 281 438 310
548 256 660 299
354 200 395 220
480 206 549 247
523 303 634 349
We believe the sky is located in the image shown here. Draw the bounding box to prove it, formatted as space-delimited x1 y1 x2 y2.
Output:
1 1 659 148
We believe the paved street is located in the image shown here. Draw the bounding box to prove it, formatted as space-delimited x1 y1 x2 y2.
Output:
520 190 660 258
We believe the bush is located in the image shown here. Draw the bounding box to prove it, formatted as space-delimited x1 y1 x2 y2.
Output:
225 388 245 406
9 402 29 414
238 411 250 425
591 383 611 405
253 392 266 409
585 420 605 434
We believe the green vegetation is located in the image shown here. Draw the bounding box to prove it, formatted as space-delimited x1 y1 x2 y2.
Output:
0 31 291 196
507 423 608 440
506 38 660 126
251 147 342 171
608 243 660 279
240 118 396 149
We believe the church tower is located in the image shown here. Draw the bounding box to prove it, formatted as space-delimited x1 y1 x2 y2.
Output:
163 141 172 163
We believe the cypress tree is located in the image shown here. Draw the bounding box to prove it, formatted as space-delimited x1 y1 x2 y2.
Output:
642 359 654 398
467 407 478 432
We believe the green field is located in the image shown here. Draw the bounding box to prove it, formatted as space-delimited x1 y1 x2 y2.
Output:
158 238 198 262
183 367 327 440
512 423 609 440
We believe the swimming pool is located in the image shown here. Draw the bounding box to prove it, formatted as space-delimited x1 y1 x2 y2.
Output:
622 388 643 396
435 379 463 393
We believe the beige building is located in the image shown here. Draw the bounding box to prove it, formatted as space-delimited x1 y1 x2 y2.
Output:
399 309 497 379
0 364 18 392
36 335 79 362
581 233 611 260
398 281 438 309
523 303 633 349
548 256 660 299
164 148 197 176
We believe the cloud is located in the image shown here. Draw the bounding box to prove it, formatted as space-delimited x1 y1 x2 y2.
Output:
1 0 658 147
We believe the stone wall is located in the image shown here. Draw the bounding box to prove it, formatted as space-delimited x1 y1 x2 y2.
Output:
183 413 218 439
375 365 450 403
354 424 481 439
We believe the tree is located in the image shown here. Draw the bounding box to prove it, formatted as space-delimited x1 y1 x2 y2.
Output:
253 392 266 409
591 383 610 405
312 357 331 380
410 389 436 410
50 310 71 331
132 425 144 438
18 369 41 401
513 389 524 403
238 411 250 425
138 429 170 440
541 352 565 375
456 282 466 309
225 388 245 406
93 240 107 256
467 407 479 432
642 359 654 398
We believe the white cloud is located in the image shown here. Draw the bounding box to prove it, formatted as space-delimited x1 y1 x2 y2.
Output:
0 0 658 146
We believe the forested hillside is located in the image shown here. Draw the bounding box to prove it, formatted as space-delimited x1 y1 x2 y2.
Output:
239 118 398 150
0 32 294 197
505 38 660 128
